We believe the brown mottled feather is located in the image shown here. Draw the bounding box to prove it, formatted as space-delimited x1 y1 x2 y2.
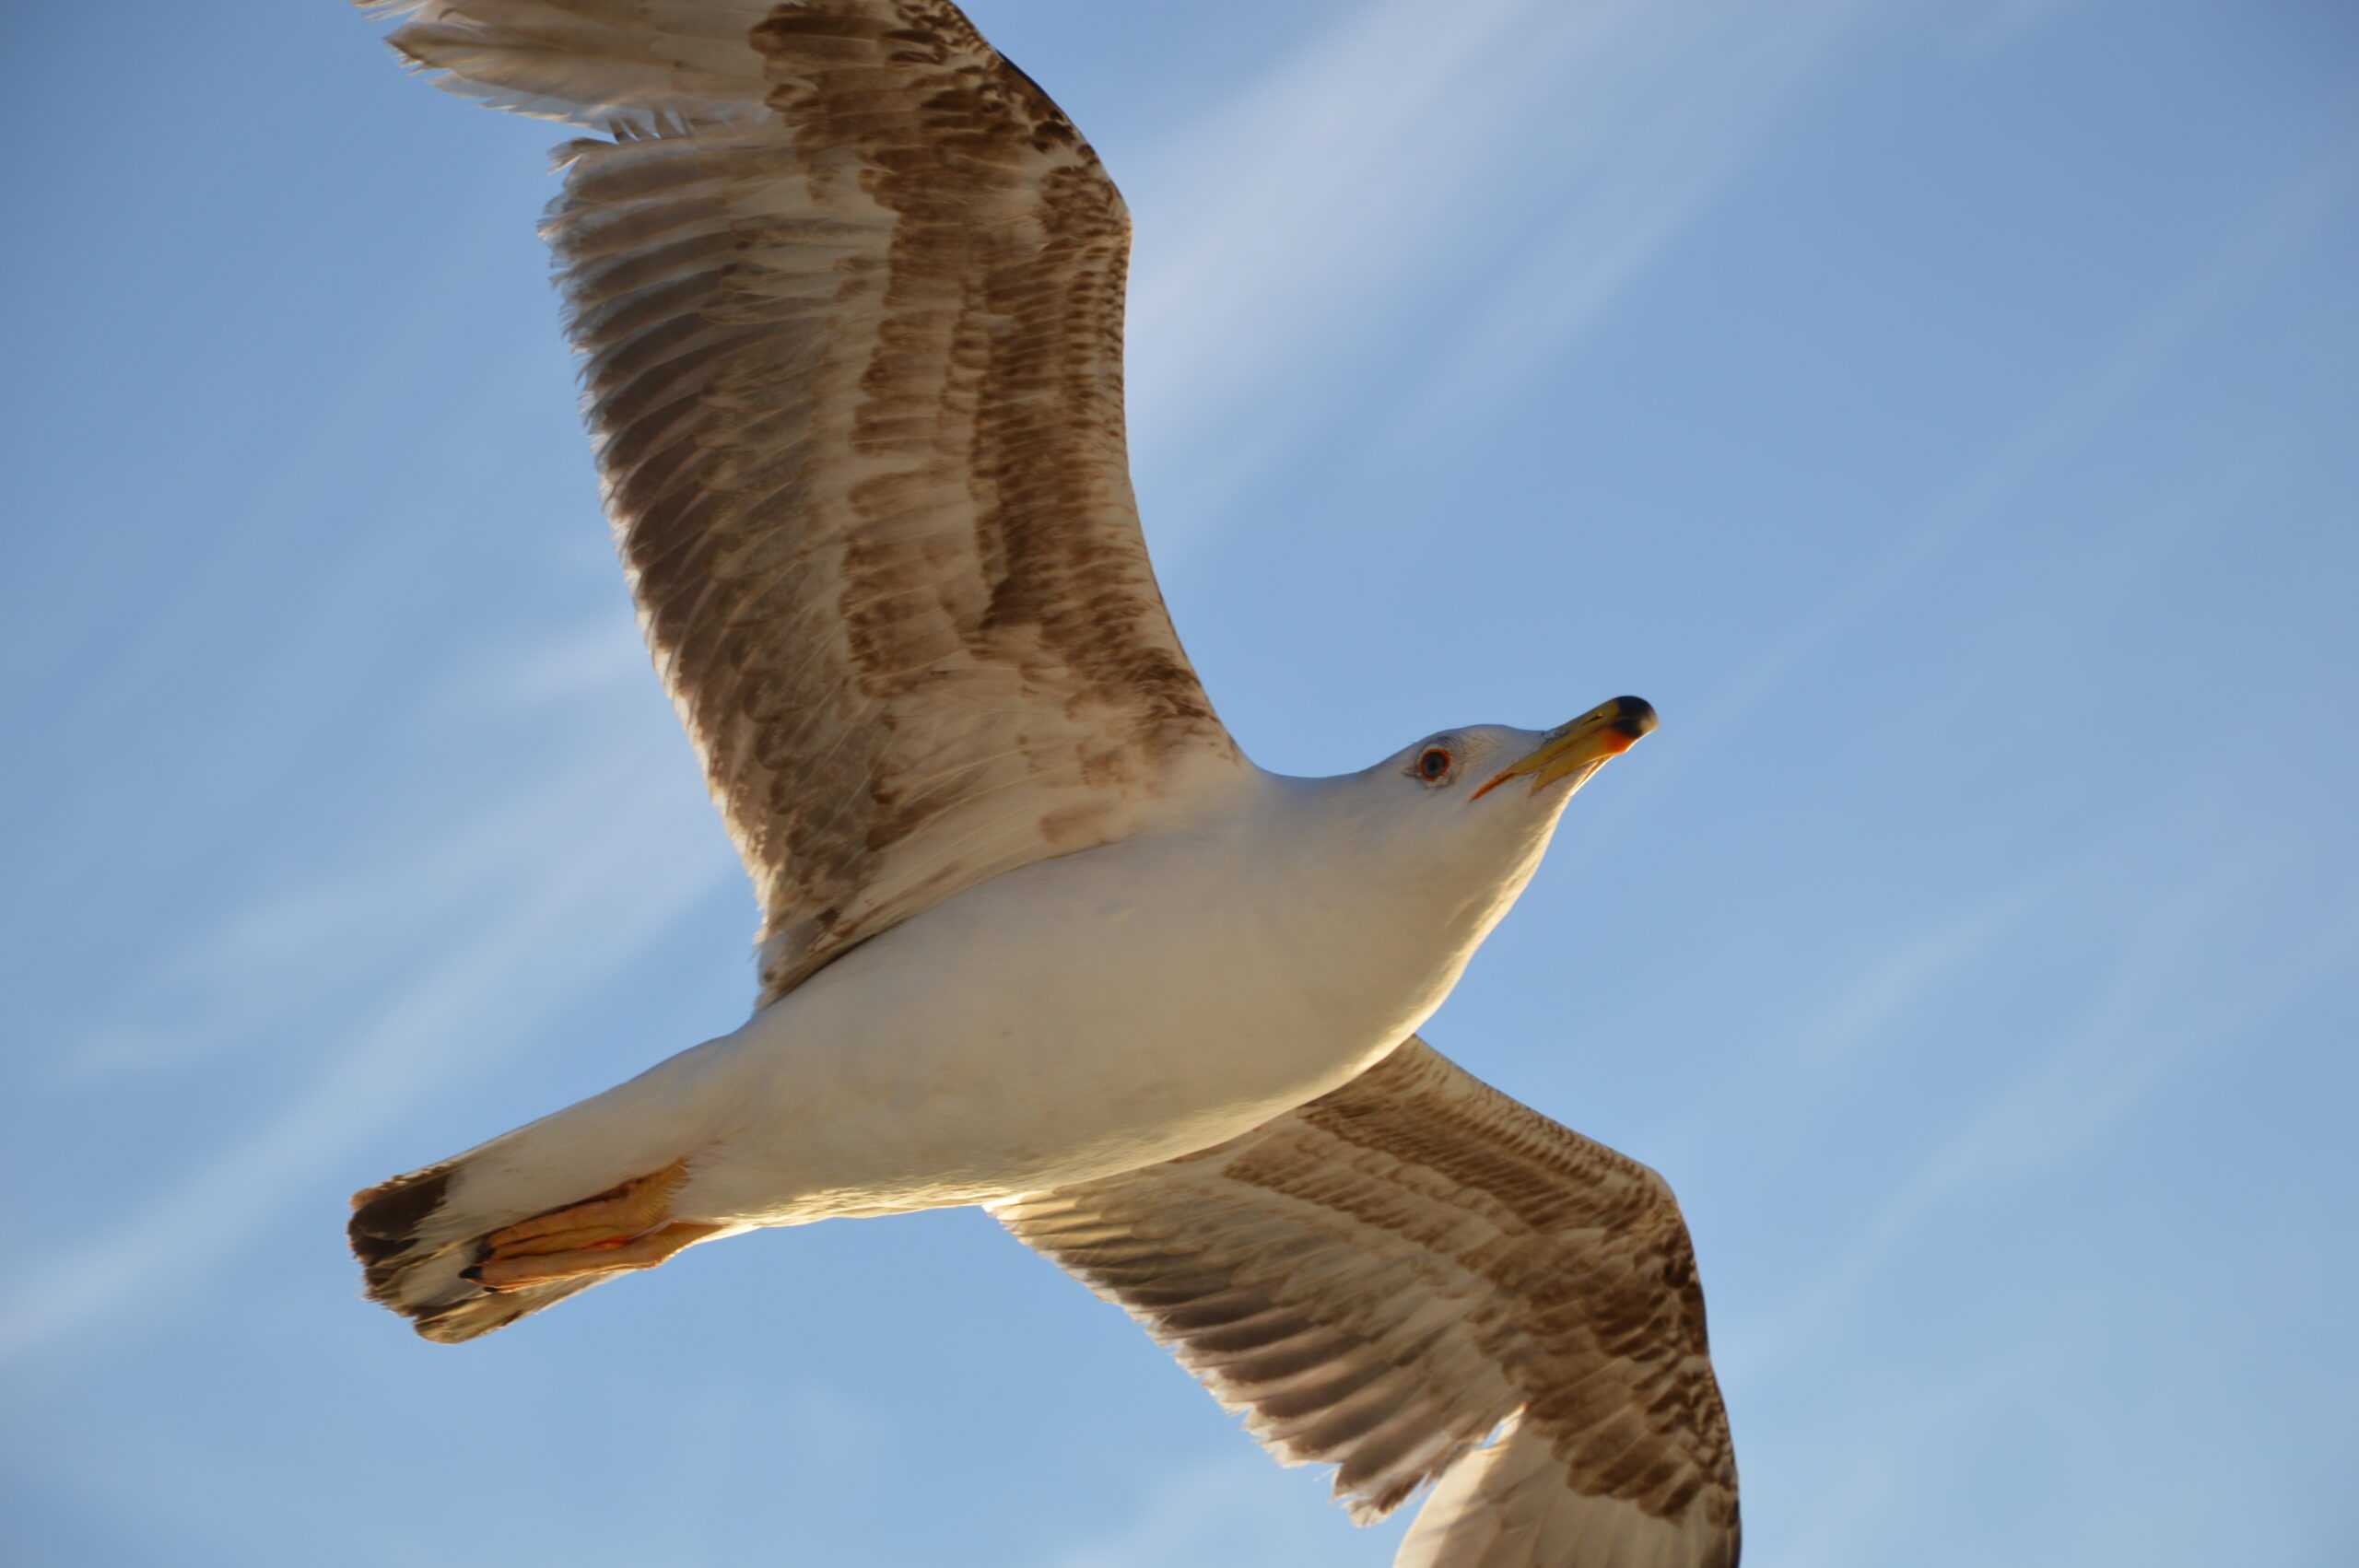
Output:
997 1038 1740 1568
378 0 1235 996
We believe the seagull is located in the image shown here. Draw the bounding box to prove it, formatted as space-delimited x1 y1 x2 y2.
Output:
346 3 1739 1562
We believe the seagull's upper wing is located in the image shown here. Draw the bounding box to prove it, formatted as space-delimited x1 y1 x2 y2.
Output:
996 1039 1740 1568
377 0 1237 996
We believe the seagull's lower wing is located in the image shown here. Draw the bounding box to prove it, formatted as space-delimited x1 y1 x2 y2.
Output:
994 1038 1740 1568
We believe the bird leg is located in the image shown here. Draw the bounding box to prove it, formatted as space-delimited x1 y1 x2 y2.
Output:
463 1161 722 1291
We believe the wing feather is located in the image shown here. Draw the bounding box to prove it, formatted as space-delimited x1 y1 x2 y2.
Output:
997 1039 1740 1566
370 0 1236 997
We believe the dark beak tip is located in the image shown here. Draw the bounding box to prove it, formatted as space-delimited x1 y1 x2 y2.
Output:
1608 696 1660 738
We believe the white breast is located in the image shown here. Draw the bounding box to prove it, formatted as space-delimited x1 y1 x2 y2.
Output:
516 765 1532 1228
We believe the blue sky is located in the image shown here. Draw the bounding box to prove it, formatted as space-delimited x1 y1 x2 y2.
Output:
4 1 2354 1563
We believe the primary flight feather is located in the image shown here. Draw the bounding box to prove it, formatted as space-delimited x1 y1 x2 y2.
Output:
344 4 1738 1563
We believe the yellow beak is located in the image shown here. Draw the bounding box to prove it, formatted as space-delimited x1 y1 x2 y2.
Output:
1470 696 1660 801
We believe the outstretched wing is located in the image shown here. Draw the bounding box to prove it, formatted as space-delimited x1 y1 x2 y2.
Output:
373 0 1237 997
996 1039 1740 1568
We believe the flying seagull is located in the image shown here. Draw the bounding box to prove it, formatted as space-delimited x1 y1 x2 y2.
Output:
346 3 1738 1562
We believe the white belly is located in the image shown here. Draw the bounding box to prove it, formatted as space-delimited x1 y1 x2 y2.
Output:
546 817 1485 1227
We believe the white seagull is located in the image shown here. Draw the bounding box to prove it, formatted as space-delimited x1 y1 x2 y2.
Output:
346 3 1739 1563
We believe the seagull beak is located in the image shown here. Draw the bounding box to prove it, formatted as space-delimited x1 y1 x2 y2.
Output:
1470 696 1660 801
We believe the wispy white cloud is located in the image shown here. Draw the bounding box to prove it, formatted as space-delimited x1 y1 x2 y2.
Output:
1726 848 2359 1376
1120 0 1882 540
1953 0 2107 58
1047 1453 1378 1568
1550 137 2355 868
1771 778 2221 1079
1787 881 2044 1073
1675 145 2359 755
0 629 737 1359
1752 1349 2020 1568
1394 0 1880 432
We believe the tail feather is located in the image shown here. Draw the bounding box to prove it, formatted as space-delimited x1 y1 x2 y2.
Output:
349 1162 618 1343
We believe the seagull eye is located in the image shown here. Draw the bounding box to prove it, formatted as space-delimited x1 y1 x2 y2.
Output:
1418 747 1453 782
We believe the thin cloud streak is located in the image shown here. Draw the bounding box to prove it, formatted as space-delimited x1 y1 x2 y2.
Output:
0 217 532 922
1634 781 2202 1184
1678 146 2358 755
1399 0 1881 430
1957 0 2108 57
1726 856 2359 1377
1754 1352 2019 1568
1048 1454 1377 1568
1121 0 1882 541
1554 141 2356 860
0 654 736 1359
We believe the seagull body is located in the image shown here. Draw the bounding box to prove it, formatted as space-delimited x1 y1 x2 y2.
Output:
345 3 1740 1562
393 728 1566 1264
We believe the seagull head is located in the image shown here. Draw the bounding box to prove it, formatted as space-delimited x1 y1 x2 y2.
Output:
1383 696 1656 810
1339 695 1660 915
